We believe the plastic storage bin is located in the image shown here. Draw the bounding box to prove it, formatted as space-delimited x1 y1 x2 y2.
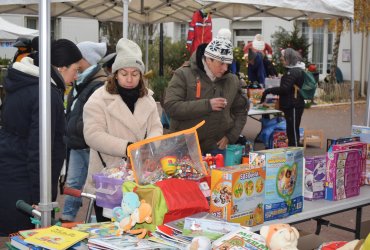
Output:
92 173 124 209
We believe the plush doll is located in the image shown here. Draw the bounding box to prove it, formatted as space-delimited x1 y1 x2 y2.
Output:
260 224 300 250
186 236 212 250
112 192 140 222
116 199 153 238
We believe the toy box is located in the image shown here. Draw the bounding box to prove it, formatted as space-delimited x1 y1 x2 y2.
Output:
210 165 265 227
326 136 360 151
352 125 370 185
249 147 304 221
325 149 362 201
304 155 326 200
272 131 288 149
332 141 367 186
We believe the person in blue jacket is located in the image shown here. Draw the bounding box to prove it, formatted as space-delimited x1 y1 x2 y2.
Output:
0 39 82 235
247 48 266 86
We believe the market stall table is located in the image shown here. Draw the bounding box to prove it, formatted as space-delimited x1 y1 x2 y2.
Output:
251 185 370 239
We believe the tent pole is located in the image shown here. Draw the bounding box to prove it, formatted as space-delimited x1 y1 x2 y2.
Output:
39 0 52 228
366 48 370 126
350 18 354 126
145 24 149 73
123 0 129 38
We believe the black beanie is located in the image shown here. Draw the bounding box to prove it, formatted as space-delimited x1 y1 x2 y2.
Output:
51 38 82 67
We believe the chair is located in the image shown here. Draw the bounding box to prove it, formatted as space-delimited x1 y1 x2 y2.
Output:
303 129 324 149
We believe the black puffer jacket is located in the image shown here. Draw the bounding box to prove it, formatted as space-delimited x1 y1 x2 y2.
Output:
0 59 66 234
268 66 305 109
64 66 106 149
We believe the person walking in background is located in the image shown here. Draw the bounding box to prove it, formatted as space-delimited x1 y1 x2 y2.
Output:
247 48 266 86
61 41 107 222
83 38 163 221
0 39 82 235
260 48 305 146
164 29 248 155
12 37 32 63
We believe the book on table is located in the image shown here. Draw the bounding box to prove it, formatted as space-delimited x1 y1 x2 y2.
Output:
24 225 89 250
88 235 172 250
10 235 42 250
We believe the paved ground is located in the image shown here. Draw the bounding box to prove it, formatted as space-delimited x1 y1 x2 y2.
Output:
1 102 369 248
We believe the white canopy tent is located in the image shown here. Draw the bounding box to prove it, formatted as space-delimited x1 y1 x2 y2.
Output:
0 16 38 38
0 0 359 227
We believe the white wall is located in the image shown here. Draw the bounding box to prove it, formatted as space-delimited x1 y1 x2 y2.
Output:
58 17 99 43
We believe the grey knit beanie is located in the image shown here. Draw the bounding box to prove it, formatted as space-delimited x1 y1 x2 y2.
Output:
77 41 107 66
111 38 145 74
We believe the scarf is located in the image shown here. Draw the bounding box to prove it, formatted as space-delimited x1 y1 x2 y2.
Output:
116 81 140 113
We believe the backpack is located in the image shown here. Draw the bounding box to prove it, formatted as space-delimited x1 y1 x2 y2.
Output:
64 80 104 149
296 71 317 100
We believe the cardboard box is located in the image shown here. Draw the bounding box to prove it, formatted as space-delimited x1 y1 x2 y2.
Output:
352 125 370 185
272 131 288 149
304 155 326 200
249 147 304 221
332 141 367 186
247 88 264 104
325 149 362 200
210 165 265 226
326 136 360 151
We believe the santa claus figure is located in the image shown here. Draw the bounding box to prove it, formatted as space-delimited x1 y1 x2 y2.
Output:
243 34 273 60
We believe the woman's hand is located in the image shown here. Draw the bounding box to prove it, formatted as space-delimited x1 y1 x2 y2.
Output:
217 136 229 150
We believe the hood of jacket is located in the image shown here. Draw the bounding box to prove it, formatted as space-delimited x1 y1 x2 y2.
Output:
4 57 65 94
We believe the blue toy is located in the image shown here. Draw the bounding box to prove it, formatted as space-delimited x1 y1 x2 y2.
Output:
112 192 140 222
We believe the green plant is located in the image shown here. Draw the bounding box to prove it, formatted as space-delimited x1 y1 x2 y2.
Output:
271 22 310 74
0 57 11 66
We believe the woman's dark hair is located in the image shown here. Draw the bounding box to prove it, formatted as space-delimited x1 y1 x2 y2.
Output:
106 73 148 97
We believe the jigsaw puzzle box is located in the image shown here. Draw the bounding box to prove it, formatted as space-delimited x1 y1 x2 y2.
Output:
304 155 326 201
249 147 304 221
352 125 370 185
325 149 362 201
210 165 265 226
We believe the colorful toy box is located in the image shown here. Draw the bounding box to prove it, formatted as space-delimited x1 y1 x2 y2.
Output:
247 88 264 105
249 147 304 221
332 141 367 186
210 165 265 227
327 136 360 151
352 125 370 185
272 131 288 149
304 155 326 200
325 149 362 201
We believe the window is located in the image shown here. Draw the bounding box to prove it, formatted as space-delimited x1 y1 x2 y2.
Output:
180 23 186 41
312 27 324 74
26 17 38 29
327 33 333 70
235 29 261 37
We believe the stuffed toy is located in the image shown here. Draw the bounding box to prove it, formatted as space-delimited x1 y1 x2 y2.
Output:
186 236 212 250
112 191 140 222
115 199 153 238
243 34 273 60
260 224 299 250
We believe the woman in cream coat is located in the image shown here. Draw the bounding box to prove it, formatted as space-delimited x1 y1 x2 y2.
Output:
83 38 163 219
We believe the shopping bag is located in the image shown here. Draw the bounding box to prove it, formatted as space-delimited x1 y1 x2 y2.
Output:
122 181 168 232
225 144 244 166
127 121 207 185
155 178 209 223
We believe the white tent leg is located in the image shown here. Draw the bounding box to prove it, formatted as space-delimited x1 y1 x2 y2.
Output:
366 53 370 126
350 18 354 126
39 0 53 228
122 0 129 38
145 24 149 73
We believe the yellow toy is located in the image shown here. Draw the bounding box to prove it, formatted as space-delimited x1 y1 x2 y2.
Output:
115 199 153 238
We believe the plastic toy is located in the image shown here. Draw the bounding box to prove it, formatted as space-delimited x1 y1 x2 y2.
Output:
115 199 153 238
186 236 212 250
112 192 140 222
260 224 299 250
160 156 177 175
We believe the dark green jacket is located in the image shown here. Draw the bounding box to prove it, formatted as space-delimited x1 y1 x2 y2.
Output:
164 46 248 153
